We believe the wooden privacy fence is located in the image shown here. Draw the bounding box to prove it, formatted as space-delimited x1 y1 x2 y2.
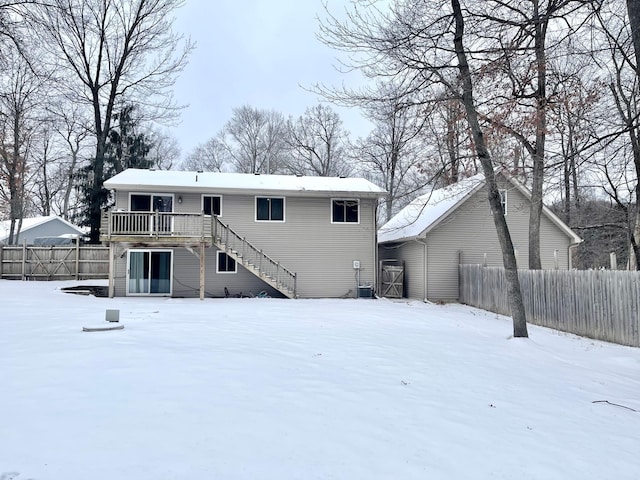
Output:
0 243 109 280
459 265 640 347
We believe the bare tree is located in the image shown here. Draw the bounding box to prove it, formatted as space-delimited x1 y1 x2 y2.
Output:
221 105 287 174
590 0 640 269
284 104 352 177
320 0 528 335
452 0 527 336
181 136 228 172
146 127 180 170
29 0 193 242
356 84 429 221
0 46 42 243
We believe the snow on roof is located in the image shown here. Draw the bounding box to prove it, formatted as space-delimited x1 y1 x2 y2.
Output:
104 169 387 196
378 175 485 243
0 215 84 242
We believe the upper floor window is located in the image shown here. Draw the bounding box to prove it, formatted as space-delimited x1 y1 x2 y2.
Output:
491 190 508 216
332 199 359 223
499 190 507 216
256 197 284 222
202 195 222 216
130 193 173 212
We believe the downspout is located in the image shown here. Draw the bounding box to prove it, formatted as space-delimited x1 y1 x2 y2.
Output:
415 237 428 302
373 198 379 295
568 241 581 269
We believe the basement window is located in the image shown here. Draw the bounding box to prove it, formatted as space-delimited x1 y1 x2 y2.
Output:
217 252 237 273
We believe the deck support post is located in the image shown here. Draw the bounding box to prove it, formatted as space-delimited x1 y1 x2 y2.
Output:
199 241 205 300
108 243 115 298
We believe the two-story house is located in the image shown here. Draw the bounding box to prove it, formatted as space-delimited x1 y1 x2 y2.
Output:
101 168 386 299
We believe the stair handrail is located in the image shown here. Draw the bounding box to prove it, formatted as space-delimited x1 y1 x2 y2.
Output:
210 215 296 294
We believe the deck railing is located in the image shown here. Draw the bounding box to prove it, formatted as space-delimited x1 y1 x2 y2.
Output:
103 211 206 238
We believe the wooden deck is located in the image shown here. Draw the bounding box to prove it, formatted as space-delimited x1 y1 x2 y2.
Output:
101 210 297 299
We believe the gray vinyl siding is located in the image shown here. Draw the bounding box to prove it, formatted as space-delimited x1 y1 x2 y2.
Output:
112 246 282 298
380 177 574 302
424 181 572 302
109 191 379 298
379 241 425 300
2 219 82 244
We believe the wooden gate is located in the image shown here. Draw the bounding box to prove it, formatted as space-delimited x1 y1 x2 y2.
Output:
0 243 109 280
381 264 404 298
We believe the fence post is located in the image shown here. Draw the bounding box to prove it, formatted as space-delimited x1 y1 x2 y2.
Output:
21 239 27 280
75 236 80 280
610 252 617 270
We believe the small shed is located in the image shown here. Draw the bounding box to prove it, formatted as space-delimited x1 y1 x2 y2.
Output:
0 216 85 245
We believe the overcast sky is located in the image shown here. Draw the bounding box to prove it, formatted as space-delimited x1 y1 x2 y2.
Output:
169 0 371 158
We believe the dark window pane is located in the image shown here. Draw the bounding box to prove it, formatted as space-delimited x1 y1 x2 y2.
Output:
153 195 172 212
256 198 269 220
131 194 151 212
218 252 236 272
271 198 284 221
345 201 359 222
204 196 221 216
333 200 345 222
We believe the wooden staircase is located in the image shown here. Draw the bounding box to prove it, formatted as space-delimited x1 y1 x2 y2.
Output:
209 216 296 299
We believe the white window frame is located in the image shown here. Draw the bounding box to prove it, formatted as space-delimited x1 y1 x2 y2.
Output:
331 198 360 224
490 190 508 216
255 196 286 222
126 249 173 297
216 251 237 274
201 194 223 217
499 189 507 216
128 192 175 212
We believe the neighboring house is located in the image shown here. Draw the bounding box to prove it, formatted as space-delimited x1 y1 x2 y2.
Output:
101 168 386 299
0 215 85 245
378 172 582 302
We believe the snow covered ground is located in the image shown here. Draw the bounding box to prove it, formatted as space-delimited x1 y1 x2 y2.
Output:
1 280 639 480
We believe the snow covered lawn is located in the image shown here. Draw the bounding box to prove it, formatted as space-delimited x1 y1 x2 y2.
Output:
1 280 639 479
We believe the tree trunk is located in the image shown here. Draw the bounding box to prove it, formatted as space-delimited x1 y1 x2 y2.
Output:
452 0 528 337
626 0 640 269
529 0 546 270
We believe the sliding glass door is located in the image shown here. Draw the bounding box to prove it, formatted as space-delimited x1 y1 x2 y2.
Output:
127 250 172 295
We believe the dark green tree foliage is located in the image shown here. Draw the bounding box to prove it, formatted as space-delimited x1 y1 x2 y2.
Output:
75 106 152 229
